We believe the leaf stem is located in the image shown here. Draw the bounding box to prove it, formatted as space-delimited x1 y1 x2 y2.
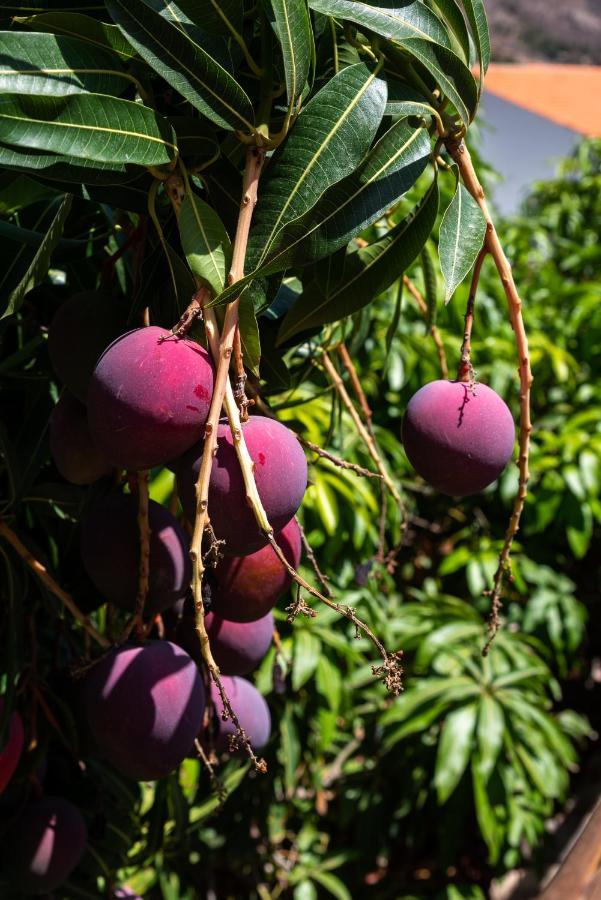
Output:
456 246 487 383
403 275 449 379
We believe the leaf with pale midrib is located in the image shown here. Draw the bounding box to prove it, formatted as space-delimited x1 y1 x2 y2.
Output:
439 180 486 303
178 189 231 296
0 31 131 97
3 194 72 321
277 178 439 342
106 0 254 133
308 0 453 49
0 92 177 166
460 0 490 91
15 12 137 60
247 63 387 273
270 0 314 109
211 115 432 309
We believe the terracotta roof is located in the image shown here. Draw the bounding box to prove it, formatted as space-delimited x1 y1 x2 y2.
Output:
482 64 601 137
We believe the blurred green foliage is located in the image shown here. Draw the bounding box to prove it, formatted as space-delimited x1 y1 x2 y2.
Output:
1 134 600 899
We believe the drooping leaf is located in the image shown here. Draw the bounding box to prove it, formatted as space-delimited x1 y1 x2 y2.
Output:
476 695 505 783
292 629 322 691
439 180 486 302
106 0 255 133
459 0 490 90
174 0 244 37
0 31 132 98
472 762 504 863
308 0 453 50
238 297 261 376
3 194 72 320
145 0 235 72
0 93 177 167
385 79 439 119
392 37 478 125
178 189 231 296
14 12 137 59
277 178 438 342
248 62 387 270
270 0 314 109
428 0 471 64
434 701 478 803
214 109 430 309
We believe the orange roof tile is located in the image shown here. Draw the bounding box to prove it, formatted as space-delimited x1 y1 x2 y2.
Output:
482 64 601 137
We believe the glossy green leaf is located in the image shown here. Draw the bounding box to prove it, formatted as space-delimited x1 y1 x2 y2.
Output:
0 141 137 182
384 79 439 119
472 762 503 863
439 181 486 302
248 62 387 270
3 194 72 320
476 695 505 783
174 0 243 37
459 0 490 89
277 179 438 341
238 297 261 376
308 0 453 50
15 12 137 59
428 0 471 63
0 31 131 97
106 0 255 133
292 629 322 690
434 701 477 803
215 115 431 308
0 93 177 166
394 37 478 125
311 870 352 900
279 707 301 794
270 0 314 109
178 189 231 296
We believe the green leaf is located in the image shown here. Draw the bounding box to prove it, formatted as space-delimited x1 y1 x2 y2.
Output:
472 762 503 863
174 0 243 37
279 707 301 795
238 297 261 376
278 178 438 342
428 0 471 64
178 189 231 296
0 93 177 166
394 37 478 126
311 870 353 900
459 0 490 89
308 0 453 50
0 31 131 97
106 0 255 133
263 117 432 274
434 701 477 803
15 12 137 60
384 79 440 119
316 655 342 712
476 695 504 783
439 181 486 302
292 629 321 690
270 0 314 109
248 62 387 270
3 194 72 320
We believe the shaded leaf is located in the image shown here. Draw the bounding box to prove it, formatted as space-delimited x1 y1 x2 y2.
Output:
476 695 504 783
107 0 255 133
459 0 490 89
278 178 438 341
308 0 453 50
238 297 261 376
15 11 137 59
439 181 486 302
434 701 477 803
292 629 321 691
3 194 72 320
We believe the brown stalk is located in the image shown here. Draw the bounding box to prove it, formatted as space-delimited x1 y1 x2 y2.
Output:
319 351 404 510
336 342 373 432
456 246 487 383
232 324 252 421
402 275 449 379
445 138 533 654
0 522 109 649
298 437 382 480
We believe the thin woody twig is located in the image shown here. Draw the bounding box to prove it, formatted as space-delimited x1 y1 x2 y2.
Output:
232 324 252 421
295 516 331 597
319 351 404 512
194 738 227 805
445 138 533 654
0 522 109 649
403 275 449 379
298 437 382 480
336 342 373 432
